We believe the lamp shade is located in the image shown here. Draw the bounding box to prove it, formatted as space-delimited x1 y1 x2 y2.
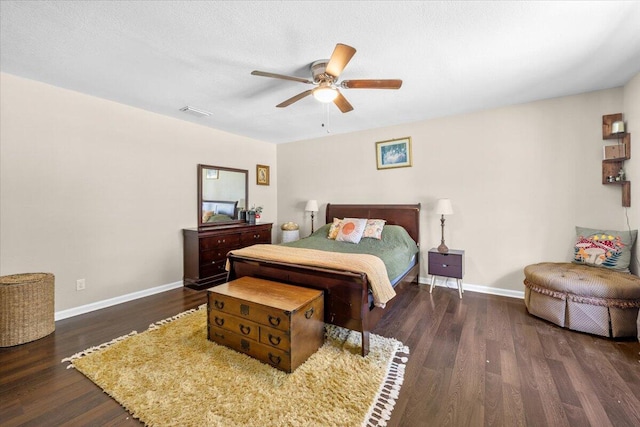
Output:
305 200 319 212
611 121 625 134
435 198 453 215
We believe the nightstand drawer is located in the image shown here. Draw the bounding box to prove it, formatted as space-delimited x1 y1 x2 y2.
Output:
428 249 465 279
428 262 463 279
429 252 463 266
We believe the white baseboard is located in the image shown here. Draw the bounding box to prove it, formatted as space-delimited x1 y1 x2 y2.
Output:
54 277 522 321
419 276 524 300
54 281 184 321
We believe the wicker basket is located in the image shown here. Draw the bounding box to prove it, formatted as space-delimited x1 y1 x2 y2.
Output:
0 273 55 347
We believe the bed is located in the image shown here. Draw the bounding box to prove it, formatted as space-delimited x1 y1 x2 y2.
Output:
226 203 421 356
202 200 238 223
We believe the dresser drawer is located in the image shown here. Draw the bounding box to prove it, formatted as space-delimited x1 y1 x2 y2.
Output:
259 323 291 351
209 325 291 371
209 311 260 342
199 262 227 279
200 249 230 263
240 228 271 246
208 293 291 332
200 234 241 250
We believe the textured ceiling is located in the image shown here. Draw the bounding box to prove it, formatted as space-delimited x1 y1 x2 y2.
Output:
2 1 640 144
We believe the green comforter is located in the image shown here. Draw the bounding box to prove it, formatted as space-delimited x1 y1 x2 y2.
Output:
281 224 418 282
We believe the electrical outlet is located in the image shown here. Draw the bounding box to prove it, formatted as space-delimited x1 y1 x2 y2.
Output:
76 278 86 291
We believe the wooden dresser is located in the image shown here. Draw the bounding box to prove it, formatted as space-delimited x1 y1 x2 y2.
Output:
183 223 272 289
207 277 324 373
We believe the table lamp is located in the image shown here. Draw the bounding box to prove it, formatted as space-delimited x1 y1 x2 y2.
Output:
305 200 319 234
435 198 453 253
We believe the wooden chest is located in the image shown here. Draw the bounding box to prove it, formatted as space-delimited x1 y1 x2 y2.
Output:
207 276 324 373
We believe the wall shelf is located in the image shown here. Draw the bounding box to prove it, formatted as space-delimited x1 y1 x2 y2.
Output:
601 114 630 207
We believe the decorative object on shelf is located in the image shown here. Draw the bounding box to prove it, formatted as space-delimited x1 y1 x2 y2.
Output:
611 120 625 135
256 164 270 186
435 198 454 253
375 136 412 170
601 113 631 207
305 200 319 234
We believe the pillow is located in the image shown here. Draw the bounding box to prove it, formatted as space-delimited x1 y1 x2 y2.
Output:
335 218 367 244
362 219 386 239
202 211 214 222
327 218 343 240
573 226 637 272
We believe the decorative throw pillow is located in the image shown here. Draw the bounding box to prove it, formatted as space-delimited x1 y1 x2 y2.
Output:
573 226 638 272
327 218 343 239
336 218 367 244
362 219 386 239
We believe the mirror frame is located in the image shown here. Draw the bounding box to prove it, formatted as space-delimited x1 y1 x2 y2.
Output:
197 164 249 230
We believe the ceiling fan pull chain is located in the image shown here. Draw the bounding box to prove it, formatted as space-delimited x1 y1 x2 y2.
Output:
323 103 331 134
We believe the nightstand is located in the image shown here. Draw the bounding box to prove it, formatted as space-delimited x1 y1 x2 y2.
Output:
428 248 465 298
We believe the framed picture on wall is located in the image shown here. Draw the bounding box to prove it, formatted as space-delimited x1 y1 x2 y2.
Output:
256 164 270 185
375 137 412 170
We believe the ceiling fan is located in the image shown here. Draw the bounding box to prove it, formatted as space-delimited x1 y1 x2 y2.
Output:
251 43 402 113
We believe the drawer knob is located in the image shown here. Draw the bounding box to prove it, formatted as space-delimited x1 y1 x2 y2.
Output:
214 300 225 310
268 334 281 346
239 324 251 335
214 316 224 327
268 315 281 327
305 307 315 319
211 261 216 265
442 264 448 267
268 353 281 365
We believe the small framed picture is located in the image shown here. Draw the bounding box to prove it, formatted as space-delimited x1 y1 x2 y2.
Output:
256 164 270 186
376 137 412 170
205 169 219 179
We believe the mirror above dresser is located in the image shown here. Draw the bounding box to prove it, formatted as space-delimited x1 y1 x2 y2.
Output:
197 164 248 229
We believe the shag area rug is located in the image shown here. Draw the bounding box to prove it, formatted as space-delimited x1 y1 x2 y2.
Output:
62 306 409 427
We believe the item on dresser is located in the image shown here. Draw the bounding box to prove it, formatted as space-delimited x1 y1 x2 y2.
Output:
183 223 272 288
207 276 324 372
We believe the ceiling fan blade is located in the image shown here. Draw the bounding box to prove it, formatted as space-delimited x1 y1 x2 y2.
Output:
325 43 357 78
333 91 354 113
341 79 403 89
251 70 314 85
276 90 313 108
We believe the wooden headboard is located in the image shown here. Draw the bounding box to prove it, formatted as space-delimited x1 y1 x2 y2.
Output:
325 203 421 246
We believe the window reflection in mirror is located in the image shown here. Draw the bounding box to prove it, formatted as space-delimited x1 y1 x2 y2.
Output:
197 164 248 229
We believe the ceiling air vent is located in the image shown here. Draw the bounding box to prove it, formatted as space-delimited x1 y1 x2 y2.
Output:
179 106 212 117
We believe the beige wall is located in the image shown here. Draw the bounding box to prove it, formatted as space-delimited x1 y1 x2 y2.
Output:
623 73 640 273
0 73 277 311
276 86 633 291
1 71 636 313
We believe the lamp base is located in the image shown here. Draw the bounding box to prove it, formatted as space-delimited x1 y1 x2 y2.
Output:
437 241 449 253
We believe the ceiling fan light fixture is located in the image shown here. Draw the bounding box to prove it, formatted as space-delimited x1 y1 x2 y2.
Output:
312 85 338 103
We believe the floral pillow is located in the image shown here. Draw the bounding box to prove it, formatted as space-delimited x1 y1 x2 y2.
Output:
362 219 386 239
327 218 343 239
573 226 637 272
336 218 367 244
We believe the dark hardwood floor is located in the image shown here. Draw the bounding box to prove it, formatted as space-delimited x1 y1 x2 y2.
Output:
2 283 639 426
